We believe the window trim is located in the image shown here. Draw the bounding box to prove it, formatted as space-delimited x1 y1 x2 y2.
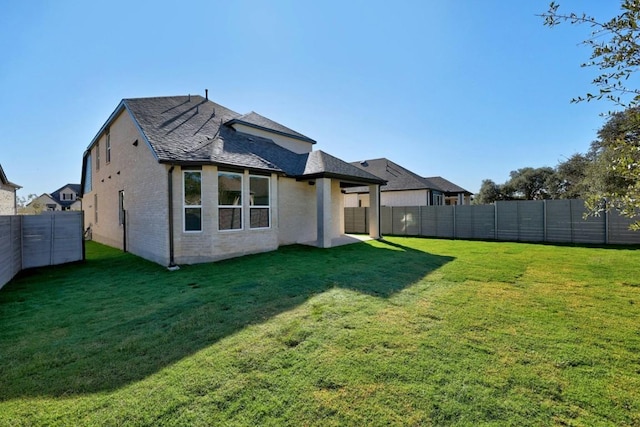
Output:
249 174 270 229
183 170 202 233
218 171 243 231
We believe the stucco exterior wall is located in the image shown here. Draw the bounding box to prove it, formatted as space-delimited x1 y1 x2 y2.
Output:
0 184 16 215
278 177 317 245
84 109 170 265
231 123 313 154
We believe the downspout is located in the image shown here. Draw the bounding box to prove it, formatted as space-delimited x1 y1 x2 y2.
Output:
167 165 177 268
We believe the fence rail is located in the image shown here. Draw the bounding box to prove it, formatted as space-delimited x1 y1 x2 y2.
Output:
0 212 84 289
345 200 640 245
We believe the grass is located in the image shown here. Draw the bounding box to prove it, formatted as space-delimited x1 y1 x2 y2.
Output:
0 238 638 426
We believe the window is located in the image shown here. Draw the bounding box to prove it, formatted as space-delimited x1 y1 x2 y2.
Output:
94 194 98 223
62 192 74 201
96 142 100 170
218 172 242 230
250 175 270 228
106 129 111 164
83 153 92 193
183 171 202 231
118 190 125 225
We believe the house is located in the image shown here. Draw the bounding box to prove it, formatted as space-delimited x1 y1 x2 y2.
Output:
80 94 385 266
0 163 21 215
344 158 472 207
26 184 82 212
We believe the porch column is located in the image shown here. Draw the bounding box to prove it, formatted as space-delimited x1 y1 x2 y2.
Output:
368 184 381 239
316 178 332 248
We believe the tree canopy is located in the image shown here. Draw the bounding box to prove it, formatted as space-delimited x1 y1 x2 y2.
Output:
539 1 640 228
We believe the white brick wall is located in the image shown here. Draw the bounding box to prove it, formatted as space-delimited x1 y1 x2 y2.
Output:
84 109 170 265
0 185 16 215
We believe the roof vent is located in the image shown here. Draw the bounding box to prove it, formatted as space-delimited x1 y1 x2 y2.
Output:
205 89 208 100
360 160 369 167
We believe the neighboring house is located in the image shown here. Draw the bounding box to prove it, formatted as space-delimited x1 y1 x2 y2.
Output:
344 158 472 207
80 94 385 266
27 184 82 212
0 163 21 215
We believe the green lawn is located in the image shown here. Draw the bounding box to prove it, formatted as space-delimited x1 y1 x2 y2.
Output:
0 238 639 426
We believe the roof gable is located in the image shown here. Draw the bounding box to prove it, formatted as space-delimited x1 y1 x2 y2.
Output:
226 111 316 144
424 176 471 194
0 163 21 189
50 183 81 207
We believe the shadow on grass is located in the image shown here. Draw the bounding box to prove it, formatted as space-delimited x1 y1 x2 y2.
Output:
0 239 453 399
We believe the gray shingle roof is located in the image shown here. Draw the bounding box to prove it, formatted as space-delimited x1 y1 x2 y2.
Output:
344 158 432 193
50 184 81 207
226 111 316 143
344 158 469 194
424 176 471 194
96 96 382 184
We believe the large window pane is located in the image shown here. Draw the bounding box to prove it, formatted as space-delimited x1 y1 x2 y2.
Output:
219 208 242 230
185 208 202 231
184 172 202 206
250 176 269 228
218 172 242 230
184 171 202 232
250 176 269 206
219 173 242 205
250 208 269 228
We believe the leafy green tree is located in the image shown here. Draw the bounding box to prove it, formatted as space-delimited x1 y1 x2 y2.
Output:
542 1 640 227
548 153 591 199
584 108 640 227
503 167 556 200
542 1 640 107
474 179 505 204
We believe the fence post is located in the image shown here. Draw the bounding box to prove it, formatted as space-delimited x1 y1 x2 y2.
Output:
453 204 457 239
543 200 547 242
569 200 574 243
494 202 498 240
604 200 609 244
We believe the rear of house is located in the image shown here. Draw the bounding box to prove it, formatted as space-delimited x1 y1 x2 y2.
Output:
81 95 384 266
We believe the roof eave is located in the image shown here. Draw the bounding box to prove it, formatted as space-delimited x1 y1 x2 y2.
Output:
296 172 386 186
157 159 286 176
84 100 158 161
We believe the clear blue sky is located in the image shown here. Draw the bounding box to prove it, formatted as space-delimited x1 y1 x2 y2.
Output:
0 0 624 198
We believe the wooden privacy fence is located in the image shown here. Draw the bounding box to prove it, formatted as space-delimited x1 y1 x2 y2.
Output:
345 200 640 245
0 212 84 289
